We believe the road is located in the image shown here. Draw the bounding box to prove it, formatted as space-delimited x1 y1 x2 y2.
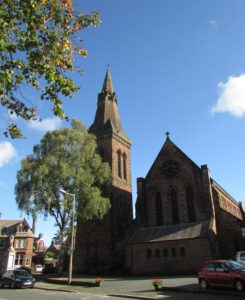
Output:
0 288 125 300
0 288 243 300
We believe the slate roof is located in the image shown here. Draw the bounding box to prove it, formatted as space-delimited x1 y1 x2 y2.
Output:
127 220 210 244
0 220 34 238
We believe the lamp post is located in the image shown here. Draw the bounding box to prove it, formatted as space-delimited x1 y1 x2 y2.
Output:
60 189 75 285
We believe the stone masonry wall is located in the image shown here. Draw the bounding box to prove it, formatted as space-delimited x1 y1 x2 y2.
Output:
143 141 210 227
212 188 245 258
126 238 213 274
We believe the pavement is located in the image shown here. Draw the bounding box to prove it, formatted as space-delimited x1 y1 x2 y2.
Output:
33 275 245 299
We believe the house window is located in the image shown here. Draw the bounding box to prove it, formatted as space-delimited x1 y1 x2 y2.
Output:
17 223 23 232
0 239 5 248
123 153 127 181
170 189 179 224
180 247 186 257
15 239 26 249
117 150 122 178
155 249 160 259
186 186 196 222
171 248 177 257
17 223 27 232
163 248 169 258
146 249 152 259
15 253 24 266
25 254 31 266
155 191 163 226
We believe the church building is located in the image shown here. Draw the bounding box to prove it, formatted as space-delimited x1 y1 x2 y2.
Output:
74 69 245 275
126 136 245 274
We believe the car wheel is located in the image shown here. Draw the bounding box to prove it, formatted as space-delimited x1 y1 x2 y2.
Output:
199 278 208 289
235 279 244 292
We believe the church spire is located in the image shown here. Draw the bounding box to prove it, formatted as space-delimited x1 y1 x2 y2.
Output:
90 67 130 140
102 66 114 94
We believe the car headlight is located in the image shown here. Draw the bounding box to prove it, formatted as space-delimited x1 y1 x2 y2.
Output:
15 279 22 282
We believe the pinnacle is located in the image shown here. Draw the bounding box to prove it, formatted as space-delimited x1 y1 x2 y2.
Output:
102 67 114 93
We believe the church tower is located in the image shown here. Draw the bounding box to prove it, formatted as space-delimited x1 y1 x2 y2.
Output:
74 68 133 271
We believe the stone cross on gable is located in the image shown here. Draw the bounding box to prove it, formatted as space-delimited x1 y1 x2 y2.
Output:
165 131 170 139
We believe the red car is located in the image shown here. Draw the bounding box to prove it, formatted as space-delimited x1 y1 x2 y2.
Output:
198 260 245 292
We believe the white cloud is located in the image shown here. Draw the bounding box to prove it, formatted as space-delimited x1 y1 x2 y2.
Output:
29 117 62 132
0 142 17 168
208 19 219 30
211 74 245 118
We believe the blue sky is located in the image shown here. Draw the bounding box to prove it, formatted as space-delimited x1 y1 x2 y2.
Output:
1 0 245 246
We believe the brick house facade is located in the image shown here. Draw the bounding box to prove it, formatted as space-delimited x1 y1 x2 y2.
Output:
0 219 34 272
74 69 245 274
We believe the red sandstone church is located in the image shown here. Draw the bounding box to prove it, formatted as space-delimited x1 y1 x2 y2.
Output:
74 69 245 275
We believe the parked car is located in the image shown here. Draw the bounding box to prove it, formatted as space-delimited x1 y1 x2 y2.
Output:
198 260 245 292
0 270 35 288
16 266 31 274
35 264 43 273
234 251 245 264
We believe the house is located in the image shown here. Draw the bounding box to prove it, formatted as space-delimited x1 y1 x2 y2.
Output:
46 240 61 257
0 219 34 272
32 233 47 265
34 233 46 253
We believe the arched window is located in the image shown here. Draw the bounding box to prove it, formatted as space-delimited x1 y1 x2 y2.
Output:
163 248 169 258
171 248 177 257
117 150 122 178
186 186 196 222
123 153 127 181
155 249 160 259
170 189 179 224
147 249 152 259
180 247 186 257
155 191 163 226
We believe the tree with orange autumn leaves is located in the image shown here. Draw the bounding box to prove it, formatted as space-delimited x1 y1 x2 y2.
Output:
0 0 99 138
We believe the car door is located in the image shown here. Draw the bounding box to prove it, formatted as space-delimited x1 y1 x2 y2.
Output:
214 263 233 287
205 263 217 285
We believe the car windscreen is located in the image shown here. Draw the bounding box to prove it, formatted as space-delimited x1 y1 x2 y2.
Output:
14 270 30 277
227 261 245 270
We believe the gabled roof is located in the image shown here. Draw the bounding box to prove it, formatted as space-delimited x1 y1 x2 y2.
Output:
127 220 210 244
0 219 34 238
47 242 61 253
0 220 21 227
145 137 201 180
144 136 239 206
50 243 61 251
